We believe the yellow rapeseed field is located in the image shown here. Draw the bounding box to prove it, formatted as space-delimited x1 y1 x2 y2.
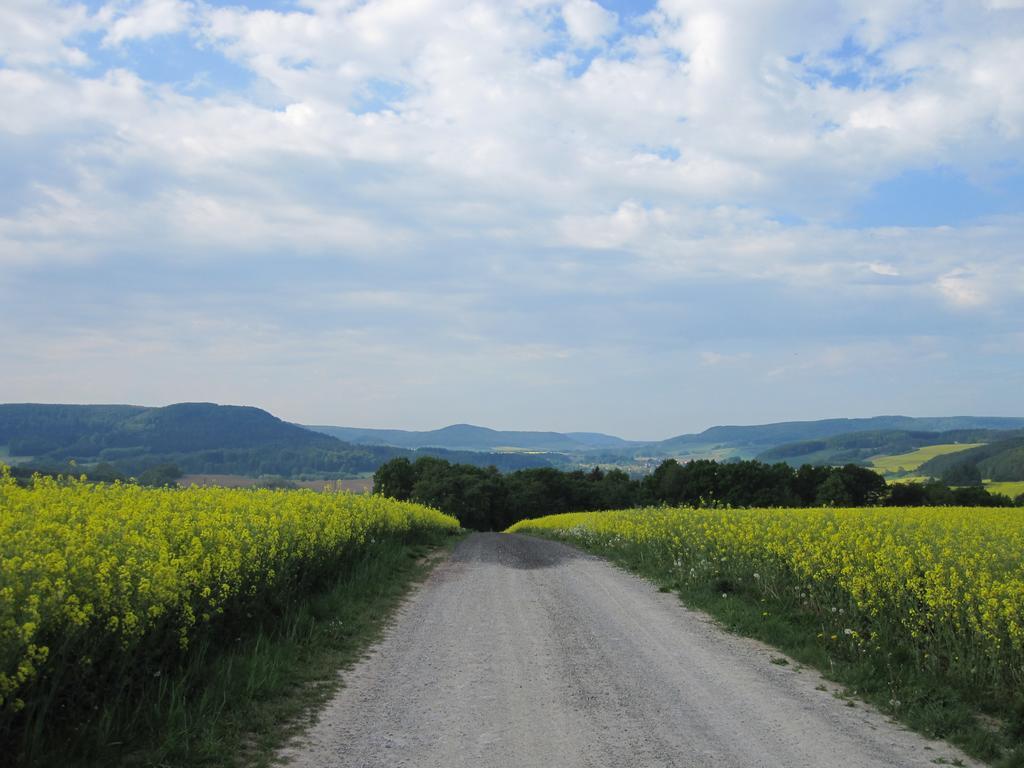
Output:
509 507 1024 695
0 469 458 720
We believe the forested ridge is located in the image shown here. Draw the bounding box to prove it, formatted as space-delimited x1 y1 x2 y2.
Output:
918 435 1024 482
0 403 553 477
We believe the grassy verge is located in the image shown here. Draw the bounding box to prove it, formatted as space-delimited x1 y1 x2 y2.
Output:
23 532 462 768
523 532 1024 768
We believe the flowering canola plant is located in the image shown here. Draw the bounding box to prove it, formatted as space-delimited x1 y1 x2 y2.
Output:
509 507 1024 696
0 469 458 720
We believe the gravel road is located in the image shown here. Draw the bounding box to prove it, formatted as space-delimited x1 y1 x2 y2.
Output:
280 533 981 768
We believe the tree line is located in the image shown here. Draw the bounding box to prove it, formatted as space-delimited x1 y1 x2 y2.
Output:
374 456 1022 531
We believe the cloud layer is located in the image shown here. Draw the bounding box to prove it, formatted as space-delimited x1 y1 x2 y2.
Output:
1 0 1022 435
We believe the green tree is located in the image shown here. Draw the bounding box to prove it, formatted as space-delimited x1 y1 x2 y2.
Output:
86 462 126 483
642 459 689 505
373 457 416 501
831 464 888 505
137 463 182 487
940 461 983 487
815 473 852 506
887 482 928 505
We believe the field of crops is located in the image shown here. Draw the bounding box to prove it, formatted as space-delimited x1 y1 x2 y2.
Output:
985 480 1024 499
0 469 458 750
868 443 982 476
509 507 1024 712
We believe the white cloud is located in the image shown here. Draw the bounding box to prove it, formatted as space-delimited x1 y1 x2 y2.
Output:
936 268 989 308
562 0 617 46
699 351 751 367
6 0 1021 216
867 262 901 277
557 201 670 249
0 0 93 67
102 0 193 47
2 0 1024 430
763 339 948 381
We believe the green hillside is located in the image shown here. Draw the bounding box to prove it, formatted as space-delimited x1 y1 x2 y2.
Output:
0 404 147 456
306 423 640 452
588 416 1024 463
755 429 1003 468
314 416 1024 464
917 435 1024 482
0 403 555 477
652 416 1024 454
6 405 1024 479
868 444 984 476
985 480 1024 498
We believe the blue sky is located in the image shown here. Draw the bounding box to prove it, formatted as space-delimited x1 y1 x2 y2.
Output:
1 0 1023 438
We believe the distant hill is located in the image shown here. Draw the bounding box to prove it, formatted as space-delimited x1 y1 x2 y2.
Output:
0 403 147 456
1 402 341 455
302 416 1024 465
305 423 640 453
653 416 1024 452
564 432 638 449
0 403 555 477
6 405 1023 478
628 416 1024 461
917 434 1024 481
755 429 1010 468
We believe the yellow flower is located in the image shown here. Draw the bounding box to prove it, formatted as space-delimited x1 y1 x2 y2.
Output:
509 504 1024 698
0 467 458 716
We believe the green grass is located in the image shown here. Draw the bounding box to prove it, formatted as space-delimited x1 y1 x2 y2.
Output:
985 481 1024 499
525 532 1024 768
18 533 462 768
869 444 984 476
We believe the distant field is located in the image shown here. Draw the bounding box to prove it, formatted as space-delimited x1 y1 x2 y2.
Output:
178 474 373 493
491 446 555 455
649 445 753 462
984 480 1024 498
869 443 983 475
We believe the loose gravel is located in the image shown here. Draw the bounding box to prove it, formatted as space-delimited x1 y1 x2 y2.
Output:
280 532 982 768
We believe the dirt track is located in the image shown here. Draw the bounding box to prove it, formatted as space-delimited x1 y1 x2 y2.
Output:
280 533 981 768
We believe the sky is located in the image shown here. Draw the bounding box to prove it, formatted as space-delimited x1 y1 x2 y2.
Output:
1 0 1023 439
